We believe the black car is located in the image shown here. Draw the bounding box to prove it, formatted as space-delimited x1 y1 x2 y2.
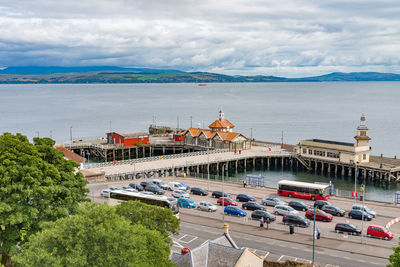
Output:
251 210 276 222
236 194 256 202
145 184 164 195
335 223 361 235
282 214 311 228
212 191 230 198
321 205 346 216
140 181 154 189
191 187 208 196
313 200 332 209
242 201 265 211
288 201 310 211
129 183 144 191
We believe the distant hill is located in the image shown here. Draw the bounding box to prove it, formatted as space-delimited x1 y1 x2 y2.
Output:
0 67 399 83
0 66 183 75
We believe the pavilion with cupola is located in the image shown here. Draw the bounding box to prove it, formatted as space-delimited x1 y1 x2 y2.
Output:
183 109 249 150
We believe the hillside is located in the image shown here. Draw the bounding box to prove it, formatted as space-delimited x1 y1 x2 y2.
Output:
0 67 399 83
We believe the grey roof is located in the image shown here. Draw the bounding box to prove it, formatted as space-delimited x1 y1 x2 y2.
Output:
357 126 368 130
113 131 148 138
307 139 354 147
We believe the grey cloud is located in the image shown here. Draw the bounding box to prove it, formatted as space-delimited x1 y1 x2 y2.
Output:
0 0 399 76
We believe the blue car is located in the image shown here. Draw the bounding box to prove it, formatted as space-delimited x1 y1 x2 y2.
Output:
348 210 372 221
178 182 190 190
177 198 196 208
236 193 256 202
224 206 247 217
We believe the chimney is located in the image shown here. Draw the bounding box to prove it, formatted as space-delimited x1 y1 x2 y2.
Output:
223 223 229 234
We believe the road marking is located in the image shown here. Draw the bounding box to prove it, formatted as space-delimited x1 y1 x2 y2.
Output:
356 259 366 263
202 230 219 235
342 256 351 260
200 239 209 246
316 251 326 255
178 234 198 243
278 244 287 247
172 240 184 248
264 252 270 258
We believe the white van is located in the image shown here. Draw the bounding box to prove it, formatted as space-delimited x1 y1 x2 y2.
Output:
168 182 186 191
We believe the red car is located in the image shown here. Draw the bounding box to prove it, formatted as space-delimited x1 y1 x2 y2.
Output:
305 209 333 222
367 225 393 240
217 197 237 206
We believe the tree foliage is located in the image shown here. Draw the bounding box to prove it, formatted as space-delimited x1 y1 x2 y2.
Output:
115 200 180 243
13 203 175 267
0 133 88 266
388 238 400 267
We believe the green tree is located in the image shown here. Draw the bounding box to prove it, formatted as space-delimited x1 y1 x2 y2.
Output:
13 203 175 267
388 238 400 267
115 200 180 242
0 133 88 266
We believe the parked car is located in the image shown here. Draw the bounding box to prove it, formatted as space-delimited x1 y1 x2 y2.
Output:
321 205 346 216
288 201 310 211
335 223 361 235
191 187 208 196
177 198 196 208
140 181 154 189
273 205 298 216
122 186 133 190
145 184 165 195
305 209 333 222
236 193 256 202
172 190 190 198
224 206 247 217
348 210 373 221
212 191 230 198
197 201 218 212
177 181 191 190
313 200 332 209
168 181 187 191
100 189 111 197
152 179 169 190
367 225 393 240
261 197 286 207
282 214 310 227
142 192 155 196
129 183 144 191
242 201 266 211
351 204 376 217
251 210 276 222
217 197 237 206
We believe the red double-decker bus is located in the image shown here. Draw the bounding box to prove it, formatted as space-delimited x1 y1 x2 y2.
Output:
277 180 330 201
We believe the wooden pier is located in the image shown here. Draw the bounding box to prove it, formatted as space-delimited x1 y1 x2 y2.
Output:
83 147 292 181
295 154 400 184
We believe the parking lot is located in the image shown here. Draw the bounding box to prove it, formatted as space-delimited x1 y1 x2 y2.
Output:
87 176 400 250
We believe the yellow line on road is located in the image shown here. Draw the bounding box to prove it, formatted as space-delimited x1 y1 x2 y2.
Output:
316 251 326 254
342 256 351 260
202 230 219 235
356 259 366 263
279 244 287 247
370 262 381 265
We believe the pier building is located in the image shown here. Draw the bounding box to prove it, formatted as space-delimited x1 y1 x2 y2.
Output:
106 131 149 146
183 109 248 150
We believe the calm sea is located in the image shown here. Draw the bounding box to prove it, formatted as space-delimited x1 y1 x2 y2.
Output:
1 82 399 201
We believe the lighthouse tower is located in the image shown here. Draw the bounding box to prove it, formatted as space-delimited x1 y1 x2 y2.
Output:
354 113 371 162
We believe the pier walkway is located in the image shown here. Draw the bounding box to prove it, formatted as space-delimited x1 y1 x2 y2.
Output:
86 146 291 180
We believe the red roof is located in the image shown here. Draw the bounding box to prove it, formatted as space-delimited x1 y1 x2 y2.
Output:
183 128 244 142
55 146 86 164
208 119 235 129
354 136 371 141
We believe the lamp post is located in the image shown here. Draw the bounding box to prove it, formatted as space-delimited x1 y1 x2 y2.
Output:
354 161 358 204
222 163 227 224
70 126 73 143
312 208 316 265
361 183 365 243
207 148 210 191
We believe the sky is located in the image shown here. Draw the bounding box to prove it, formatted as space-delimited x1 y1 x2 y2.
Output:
1 0 400 77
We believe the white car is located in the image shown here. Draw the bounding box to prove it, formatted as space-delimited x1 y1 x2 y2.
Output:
168 182 187 191
197 201 218 212
100 189 111 197
123 188 138 193
172 190 190 198
273 205 298 216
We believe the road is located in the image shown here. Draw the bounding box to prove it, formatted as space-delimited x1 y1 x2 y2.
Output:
173 222 389 267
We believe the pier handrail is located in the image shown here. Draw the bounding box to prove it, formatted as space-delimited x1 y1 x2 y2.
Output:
83 148 230 169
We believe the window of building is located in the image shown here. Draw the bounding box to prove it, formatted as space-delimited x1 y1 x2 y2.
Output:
308 149 312 155
360 131 366 136
303 148 307 154
363 154 366 160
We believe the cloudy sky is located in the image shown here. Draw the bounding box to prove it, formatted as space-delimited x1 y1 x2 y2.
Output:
1 0 400 77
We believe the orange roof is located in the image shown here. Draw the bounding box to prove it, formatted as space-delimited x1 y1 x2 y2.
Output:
55 146 86 164
183 128 246 142
354 136 371 141
215 131 241 142
208 119 235 129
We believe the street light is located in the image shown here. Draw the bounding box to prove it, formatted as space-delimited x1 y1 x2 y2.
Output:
70 126 73 143
207 148 210 191
312 208 316 265
222 163 228 224
361 183 365 244
354 161 359 204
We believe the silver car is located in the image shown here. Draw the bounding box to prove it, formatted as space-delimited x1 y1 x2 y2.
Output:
262 197 286 207
273 205 298 216
172 190 190 198
197 201 218 212
100 189 111 197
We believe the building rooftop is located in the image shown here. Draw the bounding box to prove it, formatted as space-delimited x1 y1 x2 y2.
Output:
110 131 148 138
307 139 354 147
208 119 235 129
55 146 86 164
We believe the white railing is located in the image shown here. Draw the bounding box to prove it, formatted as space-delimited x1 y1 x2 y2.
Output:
84 149 229 169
